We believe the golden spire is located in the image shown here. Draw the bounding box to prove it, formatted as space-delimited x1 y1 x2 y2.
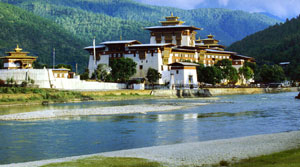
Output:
15 44 22 52
171 12 173 16
208 34 214 39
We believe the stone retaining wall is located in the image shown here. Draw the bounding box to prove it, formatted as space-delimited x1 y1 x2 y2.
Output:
152 87 299 97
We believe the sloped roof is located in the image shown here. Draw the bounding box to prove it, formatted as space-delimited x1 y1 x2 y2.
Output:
129 43 175 48
100 40 141 45
84 45 106 50
145 25 202 30
205 49 237 55
168 62 199 66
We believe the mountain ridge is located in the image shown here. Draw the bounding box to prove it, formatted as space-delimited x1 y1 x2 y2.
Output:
228 16 300 80
0 0 280 46
0 2 88 72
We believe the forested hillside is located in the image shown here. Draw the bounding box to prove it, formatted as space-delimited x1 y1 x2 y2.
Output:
0 2 88 72
0 0 279 45
228 16 300 81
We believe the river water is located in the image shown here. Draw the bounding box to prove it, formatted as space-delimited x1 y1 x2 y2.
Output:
0 92 299 164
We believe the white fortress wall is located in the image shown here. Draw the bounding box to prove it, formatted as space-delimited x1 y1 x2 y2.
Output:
53 79 126 90
0 69 51 88
0 69 126 90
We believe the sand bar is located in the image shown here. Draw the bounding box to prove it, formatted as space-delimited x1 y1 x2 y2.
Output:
0 103 208 121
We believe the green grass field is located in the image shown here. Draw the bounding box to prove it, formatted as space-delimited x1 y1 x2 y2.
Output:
42 148 300 167
229 148 300 167
42 156 163 167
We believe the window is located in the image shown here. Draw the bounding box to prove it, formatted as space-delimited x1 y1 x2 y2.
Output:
146 60 148 63
151 52 154 57
161 65 164 71
139 65 143 70
176 70 179 74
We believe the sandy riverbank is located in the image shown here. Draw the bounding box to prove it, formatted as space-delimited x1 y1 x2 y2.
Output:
3 131 300 167
0 103 208 121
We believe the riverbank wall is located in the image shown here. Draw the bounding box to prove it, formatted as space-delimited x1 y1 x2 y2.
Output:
151 87 300 97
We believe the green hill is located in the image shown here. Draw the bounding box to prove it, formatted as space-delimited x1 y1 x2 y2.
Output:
1 0 279 46
228 16 300 81
0 2 88 72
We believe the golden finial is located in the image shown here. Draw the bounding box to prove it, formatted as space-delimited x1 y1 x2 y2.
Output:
120 35 122 41
171 12 173 16
208 34 214 38
15 44 22 52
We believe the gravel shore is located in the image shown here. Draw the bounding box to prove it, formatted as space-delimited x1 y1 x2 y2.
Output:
0 103 207 121
2 131 300 167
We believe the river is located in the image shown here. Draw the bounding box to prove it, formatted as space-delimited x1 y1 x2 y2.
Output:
0 92 299 164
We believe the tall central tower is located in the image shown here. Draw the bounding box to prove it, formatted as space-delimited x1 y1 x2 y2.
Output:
145 13 201 47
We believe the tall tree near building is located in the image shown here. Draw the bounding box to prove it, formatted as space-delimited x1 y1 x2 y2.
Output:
238 66 254 84
146 68 161 88
216 59 239 84
93 64 111 81
199 66 223 85
228 67 239 85
109 58 137 83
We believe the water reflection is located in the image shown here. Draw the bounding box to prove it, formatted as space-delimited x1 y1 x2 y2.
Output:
0 92 300 164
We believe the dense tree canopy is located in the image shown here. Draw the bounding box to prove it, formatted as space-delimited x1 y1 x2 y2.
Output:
0 2 88 72
259 65 285 83
0 0 279 46
109 58 137 83
197 65 223 85
238 66 254 84
146 68 161 86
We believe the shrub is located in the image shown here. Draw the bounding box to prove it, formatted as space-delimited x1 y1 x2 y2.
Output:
21 81 28 87
0 79 5 86
219 160 229 166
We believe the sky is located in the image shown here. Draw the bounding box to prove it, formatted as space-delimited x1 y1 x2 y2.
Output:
134 0 300 19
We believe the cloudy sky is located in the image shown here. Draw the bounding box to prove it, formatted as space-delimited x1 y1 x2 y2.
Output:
134 0 300 19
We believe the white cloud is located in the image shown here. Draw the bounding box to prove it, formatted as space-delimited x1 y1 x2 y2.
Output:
218 0 229 6
135 0 300 19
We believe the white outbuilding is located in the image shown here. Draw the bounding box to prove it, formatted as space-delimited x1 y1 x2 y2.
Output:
168 62 199 88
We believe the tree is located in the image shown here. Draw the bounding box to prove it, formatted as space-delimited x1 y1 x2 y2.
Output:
202 66 223 85
109 58 137 83
216 59 238 84
239 66 254 84
80 68 90 80
291 65 300 82
260 64 285 83
55 64 73 71
227 67 239 85
93 64 111 81
146 68 161 88
216 59 232 67
196 64 206 83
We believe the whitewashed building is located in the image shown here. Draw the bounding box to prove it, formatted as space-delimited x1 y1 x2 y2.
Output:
169 62 199 87
84 14 255 85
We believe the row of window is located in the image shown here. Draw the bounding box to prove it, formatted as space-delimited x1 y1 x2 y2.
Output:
204 55 229 59
174 54 195 58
